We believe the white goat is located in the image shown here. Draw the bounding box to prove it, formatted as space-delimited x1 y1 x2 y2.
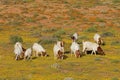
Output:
82 41 104 55
14 42 23 60
70 41 80 58
53 44 64 60
32 43 47 57
56 41 64 54
94 33 103 45
71 33 78 41
24 48 32 60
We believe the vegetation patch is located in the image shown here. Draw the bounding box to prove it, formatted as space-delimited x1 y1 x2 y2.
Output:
101 32 114 37
111 77 119 80
9 35 23 44
53 29 66 39
84 26 97 33
0 28 3 31
42 27 57 33
38 36 57 44
111 41 120 46
96 18 105 22
64 77 74 80
77 36 89 44
30 32 42 38
111 59 120 64
112 0 120 3
51 63 61 70
94 57 102 61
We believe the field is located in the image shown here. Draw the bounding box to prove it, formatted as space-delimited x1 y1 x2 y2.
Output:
0 0 120 80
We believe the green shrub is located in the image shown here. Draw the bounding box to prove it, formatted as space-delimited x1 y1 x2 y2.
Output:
10 35 23 44
53 29 66 38
113 69 120 72
26 17 35 23
22 0 35 3
94 58 102 61
96 18 105 22
85 26 97 32
7 20 22 26
64 77 74 80
111 59 120 63
101 32 114 37
38 36 57 44
77 36 89 44
42 27 57 33
30 32 42 38
0 28 3 31
111 41 120 46
112 0 120 3
111 77 119 80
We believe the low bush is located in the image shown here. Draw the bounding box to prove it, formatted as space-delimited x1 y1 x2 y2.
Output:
85 26 97 33
111 41 120 46
0 28 3 31
111 77 119 80
64 77 74 80
77 36 89 44
111 59 120 63
38 36 57 44
10 35 23 44
101 32 114 37
112 0 120 3
53 29 66 38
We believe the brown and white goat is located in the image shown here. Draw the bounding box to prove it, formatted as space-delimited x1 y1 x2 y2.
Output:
56 41 64 54
82 41 105 55
71 33 78 42
94 33 103 45
14 42 25 60
53 44 64 60
24 48 32 60
32 43 47 57
70 41 81 58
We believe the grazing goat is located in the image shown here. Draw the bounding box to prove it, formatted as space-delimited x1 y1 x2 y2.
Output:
53 44 64 60
24 48 32 60
82 41 105 55
70 41 81 58
56 41 64 54
32 43 47 57
71 33 78 42
14 42 24 60
94 33 103 45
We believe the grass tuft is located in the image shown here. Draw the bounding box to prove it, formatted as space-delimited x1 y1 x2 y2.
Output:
111 41 120 46
85 26 97 33
38 36 57 44
111 59 120 64
94 57 102 61
111 77 119 80
101 32 114 37
9 35 23 44
51 63 61 70
53 29 66 39
64 77 74 80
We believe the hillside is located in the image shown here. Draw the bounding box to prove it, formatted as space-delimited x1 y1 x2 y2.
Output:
0 0 120 80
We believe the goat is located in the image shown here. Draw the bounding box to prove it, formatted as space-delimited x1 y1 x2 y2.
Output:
53 44 64 60
14 42 24 60
71 33 78 42
94 33 103 45
32 43 47 57
82 41 105 55
70 41 81 58
24 48 32 60
56 41 64 54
